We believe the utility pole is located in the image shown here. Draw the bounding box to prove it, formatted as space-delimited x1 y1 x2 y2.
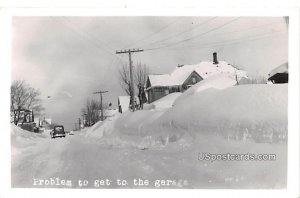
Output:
116 48 144 111
93 90 108 121
78 118 81 130
81 113 86 127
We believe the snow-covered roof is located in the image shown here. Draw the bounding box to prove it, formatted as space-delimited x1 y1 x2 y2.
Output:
118 96 139 113
176 73 238 103
148 61 248 87
148 74 173 87
268 62 288 77
170 65 199 85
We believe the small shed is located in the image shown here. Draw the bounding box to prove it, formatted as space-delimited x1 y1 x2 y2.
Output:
118 96 139 113
268 62 288 84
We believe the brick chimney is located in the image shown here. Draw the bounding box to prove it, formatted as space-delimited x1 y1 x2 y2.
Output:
213 52 218 64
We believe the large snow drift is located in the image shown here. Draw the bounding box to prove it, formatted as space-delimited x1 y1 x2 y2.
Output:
87 84 287 147
85 112 121 139
11 124 48 157
144 92 182 110
160 84 287 142
175 73 238 104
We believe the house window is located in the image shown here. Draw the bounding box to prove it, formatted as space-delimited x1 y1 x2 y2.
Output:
192 77 196 84
171 87 178 93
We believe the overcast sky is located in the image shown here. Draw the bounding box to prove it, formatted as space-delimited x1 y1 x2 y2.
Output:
11 16 288 130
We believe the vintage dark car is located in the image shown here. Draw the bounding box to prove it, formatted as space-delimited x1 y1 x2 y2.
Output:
50 125 66 138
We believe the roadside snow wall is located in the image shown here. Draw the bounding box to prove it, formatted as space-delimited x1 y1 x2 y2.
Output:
159 84 287 142
85 84 287 146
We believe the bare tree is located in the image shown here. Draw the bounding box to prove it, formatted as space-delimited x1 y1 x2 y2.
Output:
10 80 44 125
134 62 150 88
118 62 150 95
118 64 131 95
81 99 109 127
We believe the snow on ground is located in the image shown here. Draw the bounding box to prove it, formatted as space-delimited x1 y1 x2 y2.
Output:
84 112 121 139
101 84 287 147
82 83 287 152
175 73 238 104
82 83 287 149
143 92 182 110
11 83 287 189
167 84 287 142
11 124 49 157
11 122 287 189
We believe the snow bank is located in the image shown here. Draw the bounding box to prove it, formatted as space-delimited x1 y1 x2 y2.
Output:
144 92 182 110
11 124 48 144
92 110 168 148
85 84 287 146
159 84 287 142
84 113 121 140
11 124 48 156
175 73 237 104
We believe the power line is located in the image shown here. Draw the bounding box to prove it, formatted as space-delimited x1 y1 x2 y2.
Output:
123 17 184 49
61 17 116 52
204 21 283 38
145 17 241 51
49 17 122 61
142 17 218 48
161 31 287 51
173 30 286 49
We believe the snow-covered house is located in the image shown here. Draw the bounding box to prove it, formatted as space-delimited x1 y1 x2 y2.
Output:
268 62 288 84
145 53 248 103
145 70 202 103
118 96 139 113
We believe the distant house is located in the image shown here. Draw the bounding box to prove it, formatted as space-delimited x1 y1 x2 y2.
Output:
268 62 288 84
39 118 52 129
118 96 139 113
145 52 248 103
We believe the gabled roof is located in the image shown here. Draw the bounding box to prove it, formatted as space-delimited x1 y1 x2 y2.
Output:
147 60 248 88
148 74 173 87
170 65 199 85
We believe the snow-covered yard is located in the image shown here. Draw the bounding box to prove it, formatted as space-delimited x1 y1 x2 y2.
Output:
11 83 287 189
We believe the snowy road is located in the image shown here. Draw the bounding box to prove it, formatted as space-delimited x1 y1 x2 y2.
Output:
11 127 287 189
